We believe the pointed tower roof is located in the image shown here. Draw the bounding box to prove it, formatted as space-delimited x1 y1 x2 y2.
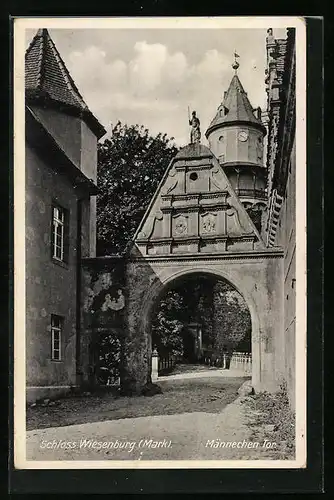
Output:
206 73 266 137
25 28 106 138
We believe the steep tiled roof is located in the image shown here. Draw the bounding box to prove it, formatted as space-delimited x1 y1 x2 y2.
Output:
25 29 106 138
206 74 266 137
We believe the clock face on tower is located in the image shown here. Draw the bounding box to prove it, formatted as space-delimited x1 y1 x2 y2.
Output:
238 130 249 142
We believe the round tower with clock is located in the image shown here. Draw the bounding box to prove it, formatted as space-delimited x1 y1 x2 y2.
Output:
205 59 267 233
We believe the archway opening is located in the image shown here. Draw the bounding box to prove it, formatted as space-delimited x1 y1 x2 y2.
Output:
149 272 252 377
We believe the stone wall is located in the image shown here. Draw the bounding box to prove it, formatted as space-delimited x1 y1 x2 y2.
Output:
208 124 264 166
76 250 284 398
30 106 82 169
124 251 284 395
264 28 296 409
26 142 95 402
275 138 296 410
80 256 126 387
26 144 79 396
29 105 98 259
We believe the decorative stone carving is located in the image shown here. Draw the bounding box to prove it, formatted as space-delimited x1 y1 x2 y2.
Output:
226 206 246 233
165 180 178 194
139 209 164 240
173 214 188 235
134 143 265 255
163 168 179 194
101 290 125 312
201 213 217 233
155 210 163 221
211 171 224 191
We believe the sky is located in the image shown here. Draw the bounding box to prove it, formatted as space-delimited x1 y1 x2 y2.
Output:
25 27 288 146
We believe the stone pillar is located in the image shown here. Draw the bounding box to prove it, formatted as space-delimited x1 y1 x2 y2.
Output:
152 348 159 381
121 261 157 395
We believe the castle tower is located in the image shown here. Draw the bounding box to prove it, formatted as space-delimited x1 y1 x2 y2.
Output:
205 59 267 232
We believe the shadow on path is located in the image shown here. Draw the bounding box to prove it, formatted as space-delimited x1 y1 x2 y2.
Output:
26 375 248 431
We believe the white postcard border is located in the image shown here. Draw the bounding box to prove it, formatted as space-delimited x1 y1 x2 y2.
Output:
14 15 307 470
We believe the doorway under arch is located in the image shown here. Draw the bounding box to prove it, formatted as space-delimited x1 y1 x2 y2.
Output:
123 253 283 396
122 263 264 396
148 272 252 373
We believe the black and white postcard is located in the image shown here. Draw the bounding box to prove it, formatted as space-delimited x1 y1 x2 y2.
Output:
13 16 307 470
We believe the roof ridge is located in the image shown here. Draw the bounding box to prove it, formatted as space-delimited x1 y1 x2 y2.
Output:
25 28 44 89
25 28 43 58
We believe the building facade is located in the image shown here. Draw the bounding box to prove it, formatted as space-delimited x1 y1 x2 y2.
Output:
264 27 296 408
205 64 268 234
121 28 296 403
25 29 106 402
24 27 296 408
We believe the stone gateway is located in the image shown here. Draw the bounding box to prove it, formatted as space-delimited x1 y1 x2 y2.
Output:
25 28 296 408
123 142 284 395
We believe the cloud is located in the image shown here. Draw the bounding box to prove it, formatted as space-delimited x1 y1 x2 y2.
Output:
66 39 265 146
69 47 127 91
164 51 188 83
194 49 230 78
129 41 168 93
67 41 189 121
105 93 179 113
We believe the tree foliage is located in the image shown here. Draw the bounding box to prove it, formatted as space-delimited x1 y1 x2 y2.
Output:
97 121 179 255
95 122 251 373
212 281 251 355
97 331 121 385
152 290 185 357
151 277 251 360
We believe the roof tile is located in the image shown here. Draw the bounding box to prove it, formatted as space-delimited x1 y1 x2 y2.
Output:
25 28 106 138
206 74 265 136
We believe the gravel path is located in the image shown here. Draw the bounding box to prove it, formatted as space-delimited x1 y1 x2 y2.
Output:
27 375 247 431
26 396 279 461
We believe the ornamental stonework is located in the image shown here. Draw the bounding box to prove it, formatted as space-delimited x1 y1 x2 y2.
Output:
201 213 217 233
173 214 188 235
134 143 265 256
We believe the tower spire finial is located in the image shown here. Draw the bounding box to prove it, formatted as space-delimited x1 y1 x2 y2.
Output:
232 50 240 72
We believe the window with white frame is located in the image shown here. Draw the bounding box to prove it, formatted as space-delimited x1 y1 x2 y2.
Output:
51 315 63 361
52 205 65 261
